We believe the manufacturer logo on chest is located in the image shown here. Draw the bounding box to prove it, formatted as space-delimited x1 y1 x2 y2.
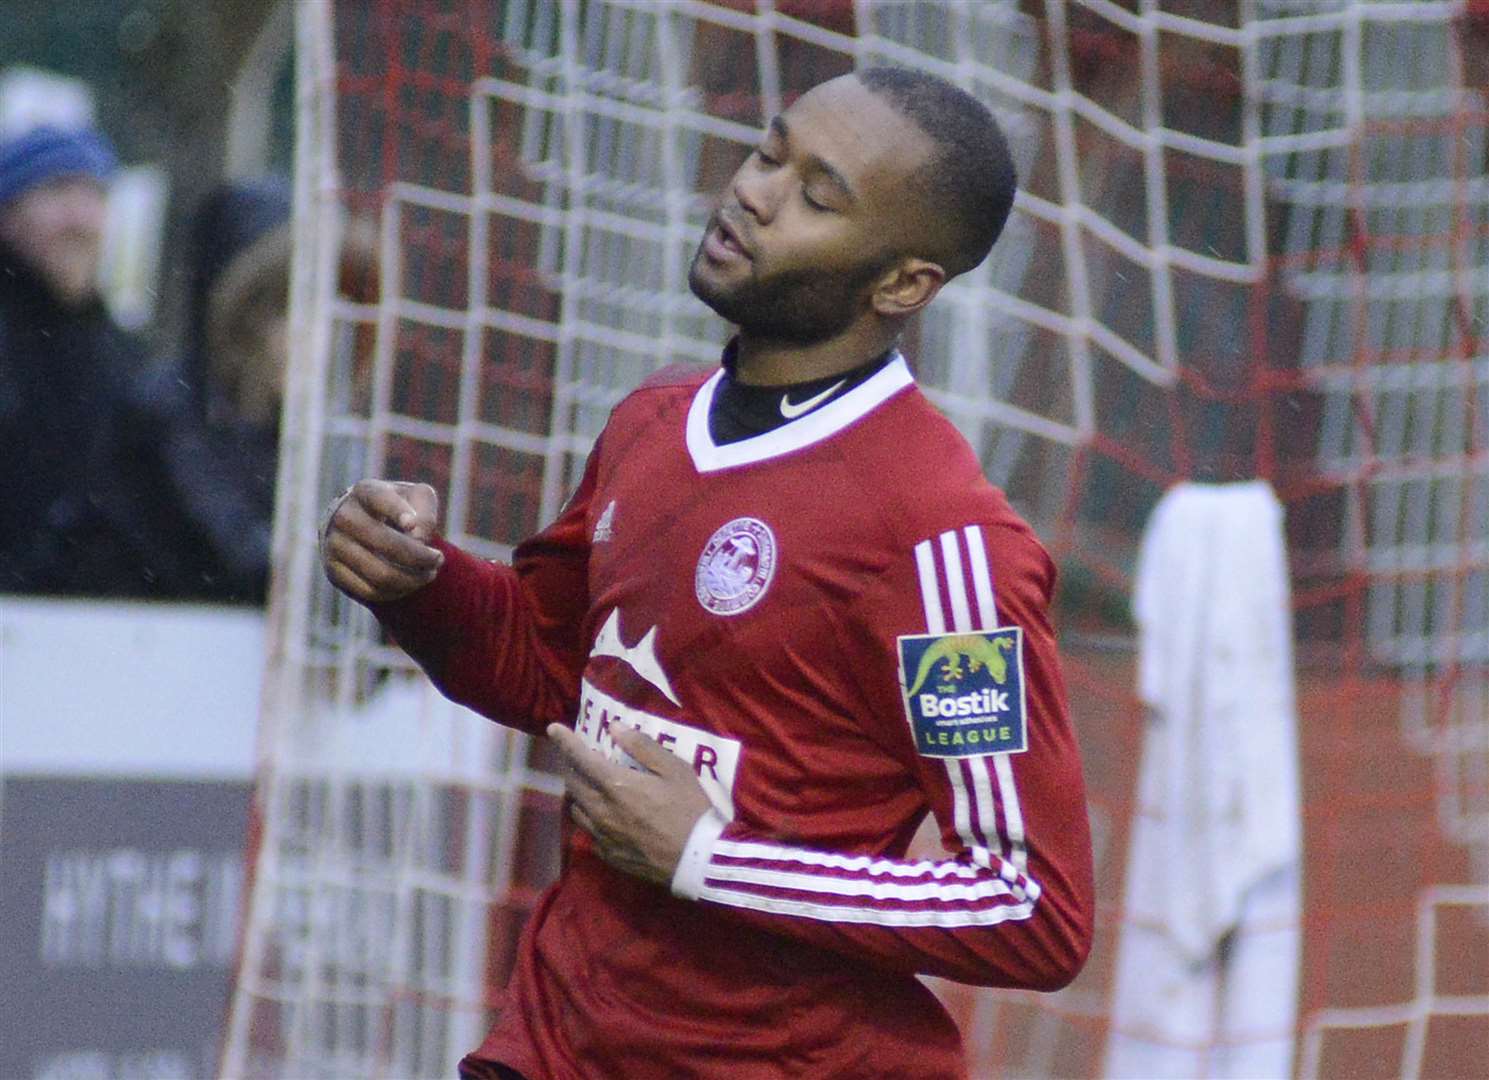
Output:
695 517 777 616
592 499 616 543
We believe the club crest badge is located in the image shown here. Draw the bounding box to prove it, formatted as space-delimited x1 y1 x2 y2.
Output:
897 628 1028 758
695 517 776 616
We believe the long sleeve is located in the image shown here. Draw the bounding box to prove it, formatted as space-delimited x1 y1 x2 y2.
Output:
368 444 600 735
672 518 1095 991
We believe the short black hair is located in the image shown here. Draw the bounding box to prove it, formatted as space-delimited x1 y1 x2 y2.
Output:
856 66 1017 277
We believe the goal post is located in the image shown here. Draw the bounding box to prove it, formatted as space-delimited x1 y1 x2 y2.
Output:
226 3 1488 1077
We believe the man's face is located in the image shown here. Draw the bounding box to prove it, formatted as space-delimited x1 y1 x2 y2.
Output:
688 76 935 346
0 175 109 308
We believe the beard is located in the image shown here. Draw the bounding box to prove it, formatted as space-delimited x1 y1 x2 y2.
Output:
689 246 887 347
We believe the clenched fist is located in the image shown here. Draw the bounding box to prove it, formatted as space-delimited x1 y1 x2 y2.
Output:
321 479 444 603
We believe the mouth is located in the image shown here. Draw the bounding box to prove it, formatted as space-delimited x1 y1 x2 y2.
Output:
703 211 752 263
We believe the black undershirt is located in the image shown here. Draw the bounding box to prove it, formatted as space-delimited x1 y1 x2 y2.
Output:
707 341 896 445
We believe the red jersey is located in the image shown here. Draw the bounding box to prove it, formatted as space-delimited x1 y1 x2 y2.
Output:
374 355 1094 1079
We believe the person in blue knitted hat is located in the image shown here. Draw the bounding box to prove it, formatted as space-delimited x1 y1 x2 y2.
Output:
0 124 117 307
0 122 156 596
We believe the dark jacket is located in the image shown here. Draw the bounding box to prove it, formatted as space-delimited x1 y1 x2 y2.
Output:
116 368 277 604
0 240 160 597
110 179 292 605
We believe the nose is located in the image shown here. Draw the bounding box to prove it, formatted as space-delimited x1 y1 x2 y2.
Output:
55 180 107 233
731 158 777 225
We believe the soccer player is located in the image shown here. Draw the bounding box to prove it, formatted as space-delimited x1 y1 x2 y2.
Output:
323 67 1095 1080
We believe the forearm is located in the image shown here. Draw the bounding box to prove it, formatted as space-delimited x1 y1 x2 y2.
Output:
370 538 580 734
670 813 1090 990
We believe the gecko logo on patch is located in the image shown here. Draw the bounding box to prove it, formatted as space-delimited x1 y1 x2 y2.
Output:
897 628 1027 757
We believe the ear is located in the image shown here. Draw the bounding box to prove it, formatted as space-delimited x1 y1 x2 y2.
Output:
870 258 946 319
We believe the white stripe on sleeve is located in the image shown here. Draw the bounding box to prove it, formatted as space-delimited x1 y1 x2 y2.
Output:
994 751 1029 872
914 539 944 633
963 523 997 629
693 888 1036 928
940 530 973 633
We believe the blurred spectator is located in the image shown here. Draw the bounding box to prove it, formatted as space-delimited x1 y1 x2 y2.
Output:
119 178 293 604
0 122 158 596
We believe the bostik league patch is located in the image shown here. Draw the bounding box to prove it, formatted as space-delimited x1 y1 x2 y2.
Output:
897 628 1028 758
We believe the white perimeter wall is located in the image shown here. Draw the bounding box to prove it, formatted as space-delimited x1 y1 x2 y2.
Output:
1 596 263 779
0 596 264 1080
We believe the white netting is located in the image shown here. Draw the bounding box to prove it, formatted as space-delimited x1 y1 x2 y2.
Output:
225 3 1488 1077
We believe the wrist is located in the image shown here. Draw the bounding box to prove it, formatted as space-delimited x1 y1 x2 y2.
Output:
669 807 728 900
318 486 355 559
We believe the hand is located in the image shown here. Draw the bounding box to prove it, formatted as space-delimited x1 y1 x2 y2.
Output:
321 479 444 603
547 723 713 887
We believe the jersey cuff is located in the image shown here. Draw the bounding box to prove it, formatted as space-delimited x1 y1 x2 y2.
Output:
670 807 729 900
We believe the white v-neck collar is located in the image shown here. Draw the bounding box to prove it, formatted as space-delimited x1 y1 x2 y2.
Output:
685 352 915 473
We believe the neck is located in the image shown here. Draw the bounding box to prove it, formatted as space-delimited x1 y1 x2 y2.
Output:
732 321 900 387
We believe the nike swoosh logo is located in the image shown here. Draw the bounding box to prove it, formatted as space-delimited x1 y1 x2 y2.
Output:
779 380 846 420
